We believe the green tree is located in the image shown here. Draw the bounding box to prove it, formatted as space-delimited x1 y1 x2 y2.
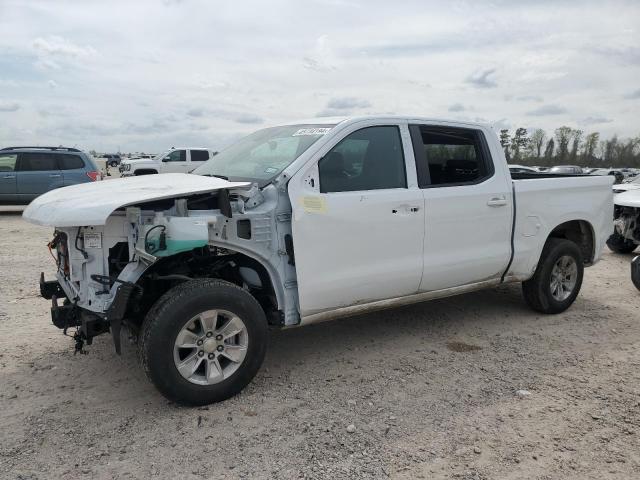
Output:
510 127 529 161
499 129 511 162
554 126 573 162
570 129 583 163
529 129 546 159
582 132 599 163
544 138 555 161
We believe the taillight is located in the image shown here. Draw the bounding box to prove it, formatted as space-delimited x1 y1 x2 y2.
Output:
86 171 101 181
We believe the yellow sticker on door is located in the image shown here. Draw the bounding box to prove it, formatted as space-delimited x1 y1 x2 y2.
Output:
301 196 327 214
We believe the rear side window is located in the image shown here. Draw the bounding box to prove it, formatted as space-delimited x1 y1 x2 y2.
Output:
319 126 406 193
409 125 493 187
58 154 85 170
0 153 17 172
190 150 209 162
18 153 58 171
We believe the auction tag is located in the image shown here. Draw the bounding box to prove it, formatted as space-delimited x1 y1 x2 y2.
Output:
301 196 327 214
292 128 331 136
84 232 102 249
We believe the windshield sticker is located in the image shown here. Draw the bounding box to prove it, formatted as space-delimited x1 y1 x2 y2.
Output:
264 166 279 174
292 128 332 137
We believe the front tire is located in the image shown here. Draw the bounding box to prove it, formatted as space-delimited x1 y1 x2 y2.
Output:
607 232 637 254
139 279 268 406
522 238 584 314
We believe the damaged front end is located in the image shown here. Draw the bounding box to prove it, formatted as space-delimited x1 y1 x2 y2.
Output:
25 173 299 354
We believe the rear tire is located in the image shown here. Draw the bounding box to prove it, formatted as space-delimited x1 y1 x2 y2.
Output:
632 256 640 292
522 238 584 314
139 279 268 405
607 232 637 254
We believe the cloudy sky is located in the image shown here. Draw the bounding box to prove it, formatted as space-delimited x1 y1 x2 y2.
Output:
0 0 638 152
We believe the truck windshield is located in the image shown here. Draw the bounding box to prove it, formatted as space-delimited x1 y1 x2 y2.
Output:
193 124 334 185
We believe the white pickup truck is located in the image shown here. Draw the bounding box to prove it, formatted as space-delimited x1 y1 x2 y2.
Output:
24 116 613 405
119 147 215 176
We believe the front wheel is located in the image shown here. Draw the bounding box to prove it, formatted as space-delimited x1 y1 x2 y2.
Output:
139 279 268 405
607 232 637 254
522 238 584 314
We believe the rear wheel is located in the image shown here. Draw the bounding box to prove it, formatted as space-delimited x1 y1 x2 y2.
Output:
607 232 637 254
632 256 640 291
139 279 268 405
522 238 584 314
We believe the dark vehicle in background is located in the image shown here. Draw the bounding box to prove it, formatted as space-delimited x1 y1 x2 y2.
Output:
0 147 101 204
590 168 624 185
549 165 583 175
102 154 122 167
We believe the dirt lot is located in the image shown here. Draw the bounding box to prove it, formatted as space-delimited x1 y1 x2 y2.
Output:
1 209 639 480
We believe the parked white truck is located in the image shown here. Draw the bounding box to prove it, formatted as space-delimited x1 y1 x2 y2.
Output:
24 116 614 405
119 147 215 176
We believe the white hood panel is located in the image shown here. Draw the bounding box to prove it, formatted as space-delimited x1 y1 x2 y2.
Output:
23 173 251 227
615 189 640 208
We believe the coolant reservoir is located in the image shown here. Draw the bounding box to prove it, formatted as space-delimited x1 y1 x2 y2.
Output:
156 216 211 256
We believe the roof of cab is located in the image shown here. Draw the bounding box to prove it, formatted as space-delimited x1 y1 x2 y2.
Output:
279 115 490 130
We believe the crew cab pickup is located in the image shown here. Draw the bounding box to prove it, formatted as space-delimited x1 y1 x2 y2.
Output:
119 147 215 176
23 116 614 405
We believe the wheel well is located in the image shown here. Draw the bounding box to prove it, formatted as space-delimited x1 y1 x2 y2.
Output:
134 169 158 175
125 248 280 328
547 220 595 264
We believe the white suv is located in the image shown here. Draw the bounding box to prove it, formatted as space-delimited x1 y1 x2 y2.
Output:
120 148 215 176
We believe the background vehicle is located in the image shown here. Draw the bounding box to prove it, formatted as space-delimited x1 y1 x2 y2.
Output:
608 189 640 254
590 168 624 184
24 116 613 405
508 164 538 174
613 175 640 194
119 147 214 176
0 146 101 204
549 165 583 174
102 153 122 168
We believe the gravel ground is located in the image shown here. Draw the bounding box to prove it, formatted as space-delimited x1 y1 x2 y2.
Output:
1 209 639 479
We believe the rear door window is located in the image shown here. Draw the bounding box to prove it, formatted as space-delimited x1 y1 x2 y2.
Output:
58 154 85 170
17 153 59 171
190 150 209 162
409 125 493 187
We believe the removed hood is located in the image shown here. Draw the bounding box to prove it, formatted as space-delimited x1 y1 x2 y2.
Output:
23 173 251 227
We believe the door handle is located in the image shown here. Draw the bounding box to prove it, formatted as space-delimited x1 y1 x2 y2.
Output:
487 197 508 207
49 174 62 178
392 206 421 214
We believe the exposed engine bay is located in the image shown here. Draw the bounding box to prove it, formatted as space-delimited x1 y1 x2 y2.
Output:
40 182 299 353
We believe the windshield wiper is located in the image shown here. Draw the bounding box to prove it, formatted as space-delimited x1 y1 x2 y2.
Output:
201 174 229 180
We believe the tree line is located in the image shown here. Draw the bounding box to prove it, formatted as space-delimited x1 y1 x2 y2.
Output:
499 127 640 168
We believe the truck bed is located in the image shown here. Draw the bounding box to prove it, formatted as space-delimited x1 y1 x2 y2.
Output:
507 174 614 280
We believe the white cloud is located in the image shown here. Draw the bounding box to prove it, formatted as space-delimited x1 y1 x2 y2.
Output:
0 101 20 112
32 36 97 58
0 0 637 150
526 105 568 116
465 68 498 89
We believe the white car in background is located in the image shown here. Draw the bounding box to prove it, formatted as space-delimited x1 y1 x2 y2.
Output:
120 147 216 176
